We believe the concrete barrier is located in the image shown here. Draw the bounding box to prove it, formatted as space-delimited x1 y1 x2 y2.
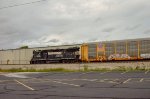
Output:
0 61 150 70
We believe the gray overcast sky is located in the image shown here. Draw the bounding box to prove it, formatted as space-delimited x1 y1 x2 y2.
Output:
0 0 150 49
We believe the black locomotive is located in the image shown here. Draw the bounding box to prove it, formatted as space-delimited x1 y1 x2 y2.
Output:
30 47 80 64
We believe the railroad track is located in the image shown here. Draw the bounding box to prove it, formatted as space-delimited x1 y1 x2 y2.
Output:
30 59 150 65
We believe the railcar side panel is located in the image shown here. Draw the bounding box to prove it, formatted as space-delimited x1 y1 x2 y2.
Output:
140 40 150 59
81 44 88 62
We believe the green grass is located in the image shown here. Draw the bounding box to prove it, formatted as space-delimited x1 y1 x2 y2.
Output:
0 68 75 72
0 66 149 72
89 68 111 72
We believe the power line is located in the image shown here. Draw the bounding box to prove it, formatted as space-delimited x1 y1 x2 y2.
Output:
0 0 47 10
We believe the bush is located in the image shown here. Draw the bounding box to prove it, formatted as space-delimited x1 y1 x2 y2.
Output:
19 46 28 49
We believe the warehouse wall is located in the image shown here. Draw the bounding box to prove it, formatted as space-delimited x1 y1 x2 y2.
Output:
0 49 33 64
0 50 14 64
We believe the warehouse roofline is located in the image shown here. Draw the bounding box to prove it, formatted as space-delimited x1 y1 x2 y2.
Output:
0 44 81 51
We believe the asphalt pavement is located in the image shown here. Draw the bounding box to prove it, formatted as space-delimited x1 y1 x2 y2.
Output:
0 71 150 99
